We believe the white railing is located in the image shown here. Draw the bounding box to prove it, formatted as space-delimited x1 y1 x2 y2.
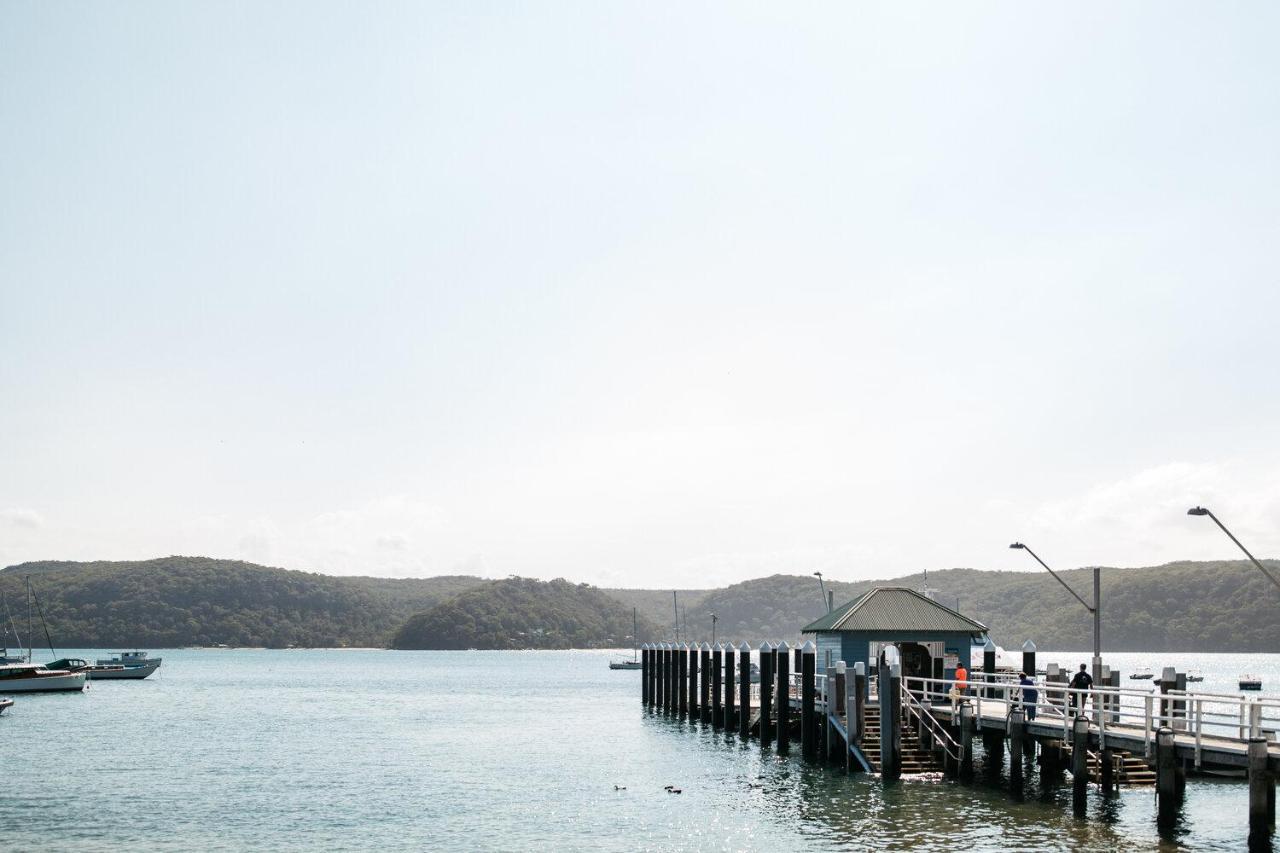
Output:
901 674 1280 765
900 679 960 762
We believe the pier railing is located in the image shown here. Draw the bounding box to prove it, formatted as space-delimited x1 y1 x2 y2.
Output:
903 674 1280 766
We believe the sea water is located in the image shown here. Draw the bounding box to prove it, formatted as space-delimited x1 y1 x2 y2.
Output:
0 649 1276 851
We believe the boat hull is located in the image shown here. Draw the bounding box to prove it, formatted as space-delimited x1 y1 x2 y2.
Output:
0 697 13 714
88 663 159 680
0 672 87 692
609 662 642 670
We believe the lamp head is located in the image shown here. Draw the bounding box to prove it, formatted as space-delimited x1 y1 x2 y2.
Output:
1009 542 1026 550
1187 506 1210 517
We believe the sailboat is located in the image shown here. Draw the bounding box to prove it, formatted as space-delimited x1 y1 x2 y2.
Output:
1 592 27 664
609 608 643 670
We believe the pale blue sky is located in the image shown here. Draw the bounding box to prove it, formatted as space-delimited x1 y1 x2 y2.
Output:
2 2 1278 585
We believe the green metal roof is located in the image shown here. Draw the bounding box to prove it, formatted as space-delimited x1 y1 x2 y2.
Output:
801 587 987 634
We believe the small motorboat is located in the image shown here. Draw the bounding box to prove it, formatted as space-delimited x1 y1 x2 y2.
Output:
1129 671 1154 680
88 662 159 680
95 650 163 669
1186 672 1204 683
1239 676 1263 691
0 697 13 714
609 660 642 670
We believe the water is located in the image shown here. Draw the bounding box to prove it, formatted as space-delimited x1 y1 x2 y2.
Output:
1 649 1277 851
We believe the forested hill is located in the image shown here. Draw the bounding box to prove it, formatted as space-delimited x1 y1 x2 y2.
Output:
391 577 662 650
0 557 484 648
611 560 1280 652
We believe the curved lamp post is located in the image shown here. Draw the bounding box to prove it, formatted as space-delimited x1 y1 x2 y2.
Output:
1187 506 1280 592
1010 542 1101 684
813 571 830 612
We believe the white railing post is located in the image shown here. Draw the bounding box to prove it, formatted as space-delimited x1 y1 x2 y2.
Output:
1250 701 1263 740
1194 698 1203 769
1144 694 1153 757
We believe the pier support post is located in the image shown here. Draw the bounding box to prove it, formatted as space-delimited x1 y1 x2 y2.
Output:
723 643 735 736
1009 708 1025 794
776 641 791 754
667 644 676 714
1021 640 1036 682
691 645 701 717
657 644 666 711
759 642 774 747
880 663 901 780
1159 668 1175 729
680 643 690 718
1108 669 1121 726
1249 736 1276 836
1173 671 1187 732
801 642 817 759
959 702 974 781
853 662 866 746
712 643 723 730
833 662 847 766
1100 747 1114 796
1072 715 1089 817
642 645 651 706
983 638 997 699
699 643 712 724
739 642 751 740
984 729 1005 782
822 663 834 763
1156 727 1181 831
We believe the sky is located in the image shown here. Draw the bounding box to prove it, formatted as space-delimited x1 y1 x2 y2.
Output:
2 2 1279 587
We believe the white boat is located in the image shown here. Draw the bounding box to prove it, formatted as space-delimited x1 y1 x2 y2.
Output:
0 697 13 714
609 610 643 670
89 662 159 680
0 663 87 693
95 650 163 669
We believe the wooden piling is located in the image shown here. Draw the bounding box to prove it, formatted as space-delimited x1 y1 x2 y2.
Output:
776 641 791 754
738 642 751 740
678 643 688 718
656 644 666 710
1021 640 1036 681
642 644 651 706
706 640 716 722
1159 667 1175 729
759 642 774 747
668 644 677 714
983 638 997 699
1009 708 1025 793
853 662 867 746
959 701 974 781
1100 747 1114 796
1174 671 1187 731
880 662 901 779
712 643 723 730
687 644 698 720
723 643 735 736
1249 736 1276 834
833 661 847 766
801 641 817 759
1156 726 1180 830
1072 715 1089 816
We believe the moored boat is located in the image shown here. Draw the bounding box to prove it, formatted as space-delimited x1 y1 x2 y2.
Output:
609 609 644 671
1130 671 1154 680
88 662 159 680
0 663 87 692
95 650 163 669
1239 675 1262 691
0 697 13 714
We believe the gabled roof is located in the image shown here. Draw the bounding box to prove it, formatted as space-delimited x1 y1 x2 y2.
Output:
801 587 987 634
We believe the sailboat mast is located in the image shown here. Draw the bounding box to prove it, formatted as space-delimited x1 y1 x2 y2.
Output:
26 575 33 663
632 607 638 662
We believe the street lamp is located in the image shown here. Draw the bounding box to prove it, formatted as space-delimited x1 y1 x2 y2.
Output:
1010 542 1102 684
813 571 830 612
1187 506 1280 592
709 612 717 645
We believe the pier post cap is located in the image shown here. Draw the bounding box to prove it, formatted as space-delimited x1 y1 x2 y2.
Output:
758 640 772 652
701 642 712 651
854 661 865 675
1021 639 1036 653
1073 715 1091 733
642 643 650 650
983 637 997 652
681 642 690 651
836 660 846 673
739 641 751 652
775 640 790 653
802 640 816 654
1161 666 1176 680
1046 663 1060 676
1156 726 1175 744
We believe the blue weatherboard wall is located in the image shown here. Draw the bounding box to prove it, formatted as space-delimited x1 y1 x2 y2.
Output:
814 629 977 683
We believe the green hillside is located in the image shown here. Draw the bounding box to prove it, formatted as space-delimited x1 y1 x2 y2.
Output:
0 557 484 648
612 561 1280 652
391 577 662 650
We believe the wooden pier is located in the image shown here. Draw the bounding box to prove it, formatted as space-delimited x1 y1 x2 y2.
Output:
641 641 1279 844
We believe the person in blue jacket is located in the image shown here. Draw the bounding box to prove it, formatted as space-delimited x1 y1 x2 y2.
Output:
1019 672 1038 720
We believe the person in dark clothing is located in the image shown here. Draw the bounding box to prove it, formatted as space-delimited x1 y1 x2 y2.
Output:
1019 672 1038 720
1068 663 1093 715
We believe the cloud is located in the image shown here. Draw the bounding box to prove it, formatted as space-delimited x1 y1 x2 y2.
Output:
376 534 408 551
0 508 44 529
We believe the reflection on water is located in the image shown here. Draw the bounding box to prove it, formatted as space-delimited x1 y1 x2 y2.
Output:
0 649 1273 851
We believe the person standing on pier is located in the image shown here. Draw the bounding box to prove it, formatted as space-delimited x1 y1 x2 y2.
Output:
1068 663 1092 715
1019 672 1037 721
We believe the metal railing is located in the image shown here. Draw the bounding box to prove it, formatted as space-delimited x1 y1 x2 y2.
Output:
900 679 960 762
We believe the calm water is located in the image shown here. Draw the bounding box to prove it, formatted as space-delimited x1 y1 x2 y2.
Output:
1 649 1277 851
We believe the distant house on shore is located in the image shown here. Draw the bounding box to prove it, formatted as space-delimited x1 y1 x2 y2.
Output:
801 587 988 687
